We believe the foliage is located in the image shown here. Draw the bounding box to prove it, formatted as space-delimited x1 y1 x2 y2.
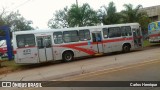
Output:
68 3 99 27
0 9 34 31
101 2 121 25
48 7 69 28
0 8 7 26
138 11 151 31
121 4 150 31
48 2 151 32
48 3 99 28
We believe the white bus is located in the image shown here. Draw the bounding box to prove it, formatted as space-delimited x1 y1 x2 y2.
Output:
148 21 160 43
13 23 143 64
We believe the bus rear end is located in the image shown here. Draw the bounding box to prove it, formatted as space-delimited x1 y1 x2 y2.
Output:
13 32 39 64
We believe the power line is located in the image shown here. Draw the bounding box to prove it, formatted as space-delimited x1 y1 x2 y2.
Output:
12 0 32 11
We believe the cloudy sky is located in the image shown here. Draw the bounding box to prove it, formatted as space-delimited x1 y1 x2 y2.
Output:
0 0 159 29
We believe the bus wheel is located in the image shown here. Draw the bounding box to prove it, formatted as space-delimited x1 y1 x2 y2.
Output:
122 45 130 53
62 51 73 62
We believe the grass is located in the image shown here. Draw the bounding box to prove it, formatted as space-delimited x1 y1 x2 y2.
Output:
1 60 21 69
0 59 58 74
143 40 151 47
0 60 22 74
143 40 160 47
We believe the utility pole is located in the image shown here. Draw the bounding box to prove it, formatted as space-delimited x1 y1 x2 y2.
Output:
76 0 78 7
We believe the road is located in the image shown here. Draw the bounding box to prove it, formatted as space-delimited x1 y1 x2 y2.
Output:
28 58 160 90
0 45 160 90
59 58 160 81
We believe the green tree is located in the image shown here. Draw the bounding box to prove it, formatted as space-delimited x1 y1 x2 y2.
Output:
121 4 150 32
138 12 151 31
48 7 69 29
48 3 99 28
0 8 6 26
0 9 34 31
121 4 142 23
101 2 121 25
4 11 34 31
68 3 99 27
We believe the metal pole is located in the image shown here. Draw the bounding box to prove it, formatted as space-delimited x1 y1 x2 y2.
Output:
76 0 78 7
0 26 13 60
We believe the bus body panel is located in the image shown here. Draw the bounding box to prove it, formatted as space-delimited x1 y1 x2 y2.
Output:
15 47 39 63
53 41 96 61
13 23 143 64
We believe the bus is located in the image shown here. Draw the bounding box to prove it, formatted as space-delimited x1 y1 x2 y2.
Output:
148 21 160 43
12 23 143 64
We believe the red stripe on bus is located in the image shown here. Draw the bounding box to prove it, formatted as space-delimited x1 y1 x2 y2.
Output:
53 37 133 55
102 37 133 43
53 42 97 55
54 37 133 47
149 34 160 37
61 45 96 55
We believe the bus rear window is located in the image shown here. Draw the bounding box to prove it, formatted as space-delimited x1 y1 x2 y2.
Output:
16 34 35 48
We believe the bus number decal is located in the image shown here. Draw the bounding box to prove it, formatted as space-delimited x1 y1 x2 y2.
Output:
23 49 31 55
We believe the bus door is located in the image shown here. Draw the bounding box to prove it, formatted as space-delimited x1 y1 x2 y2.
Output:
36 35 53 62
91 31 103 54
133 28 143 48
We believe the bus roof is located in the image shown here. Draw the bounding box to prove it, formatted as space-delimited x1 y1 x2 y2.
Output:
13 23 140 35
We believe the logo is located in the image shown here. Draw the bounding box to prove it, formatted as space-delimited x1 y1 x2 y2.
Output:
2 82 11 87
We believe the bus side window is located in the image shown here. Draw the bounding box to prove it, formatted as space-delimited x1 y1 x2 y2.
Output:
53 32 63 44
121 26 132 36
63 33 70 43
79 29 91 41
63 30 79 43
103 28 108 38
108 27 121 38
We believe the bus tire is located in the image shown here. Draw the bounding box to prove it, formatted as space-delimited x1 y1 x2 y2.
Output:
122 44 130 53
62 51 74 62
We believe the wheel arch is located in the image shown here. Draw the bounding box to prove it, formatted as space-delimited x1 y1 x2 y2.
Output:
122 42 132 50
122 42 131 48
61 49 75 58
